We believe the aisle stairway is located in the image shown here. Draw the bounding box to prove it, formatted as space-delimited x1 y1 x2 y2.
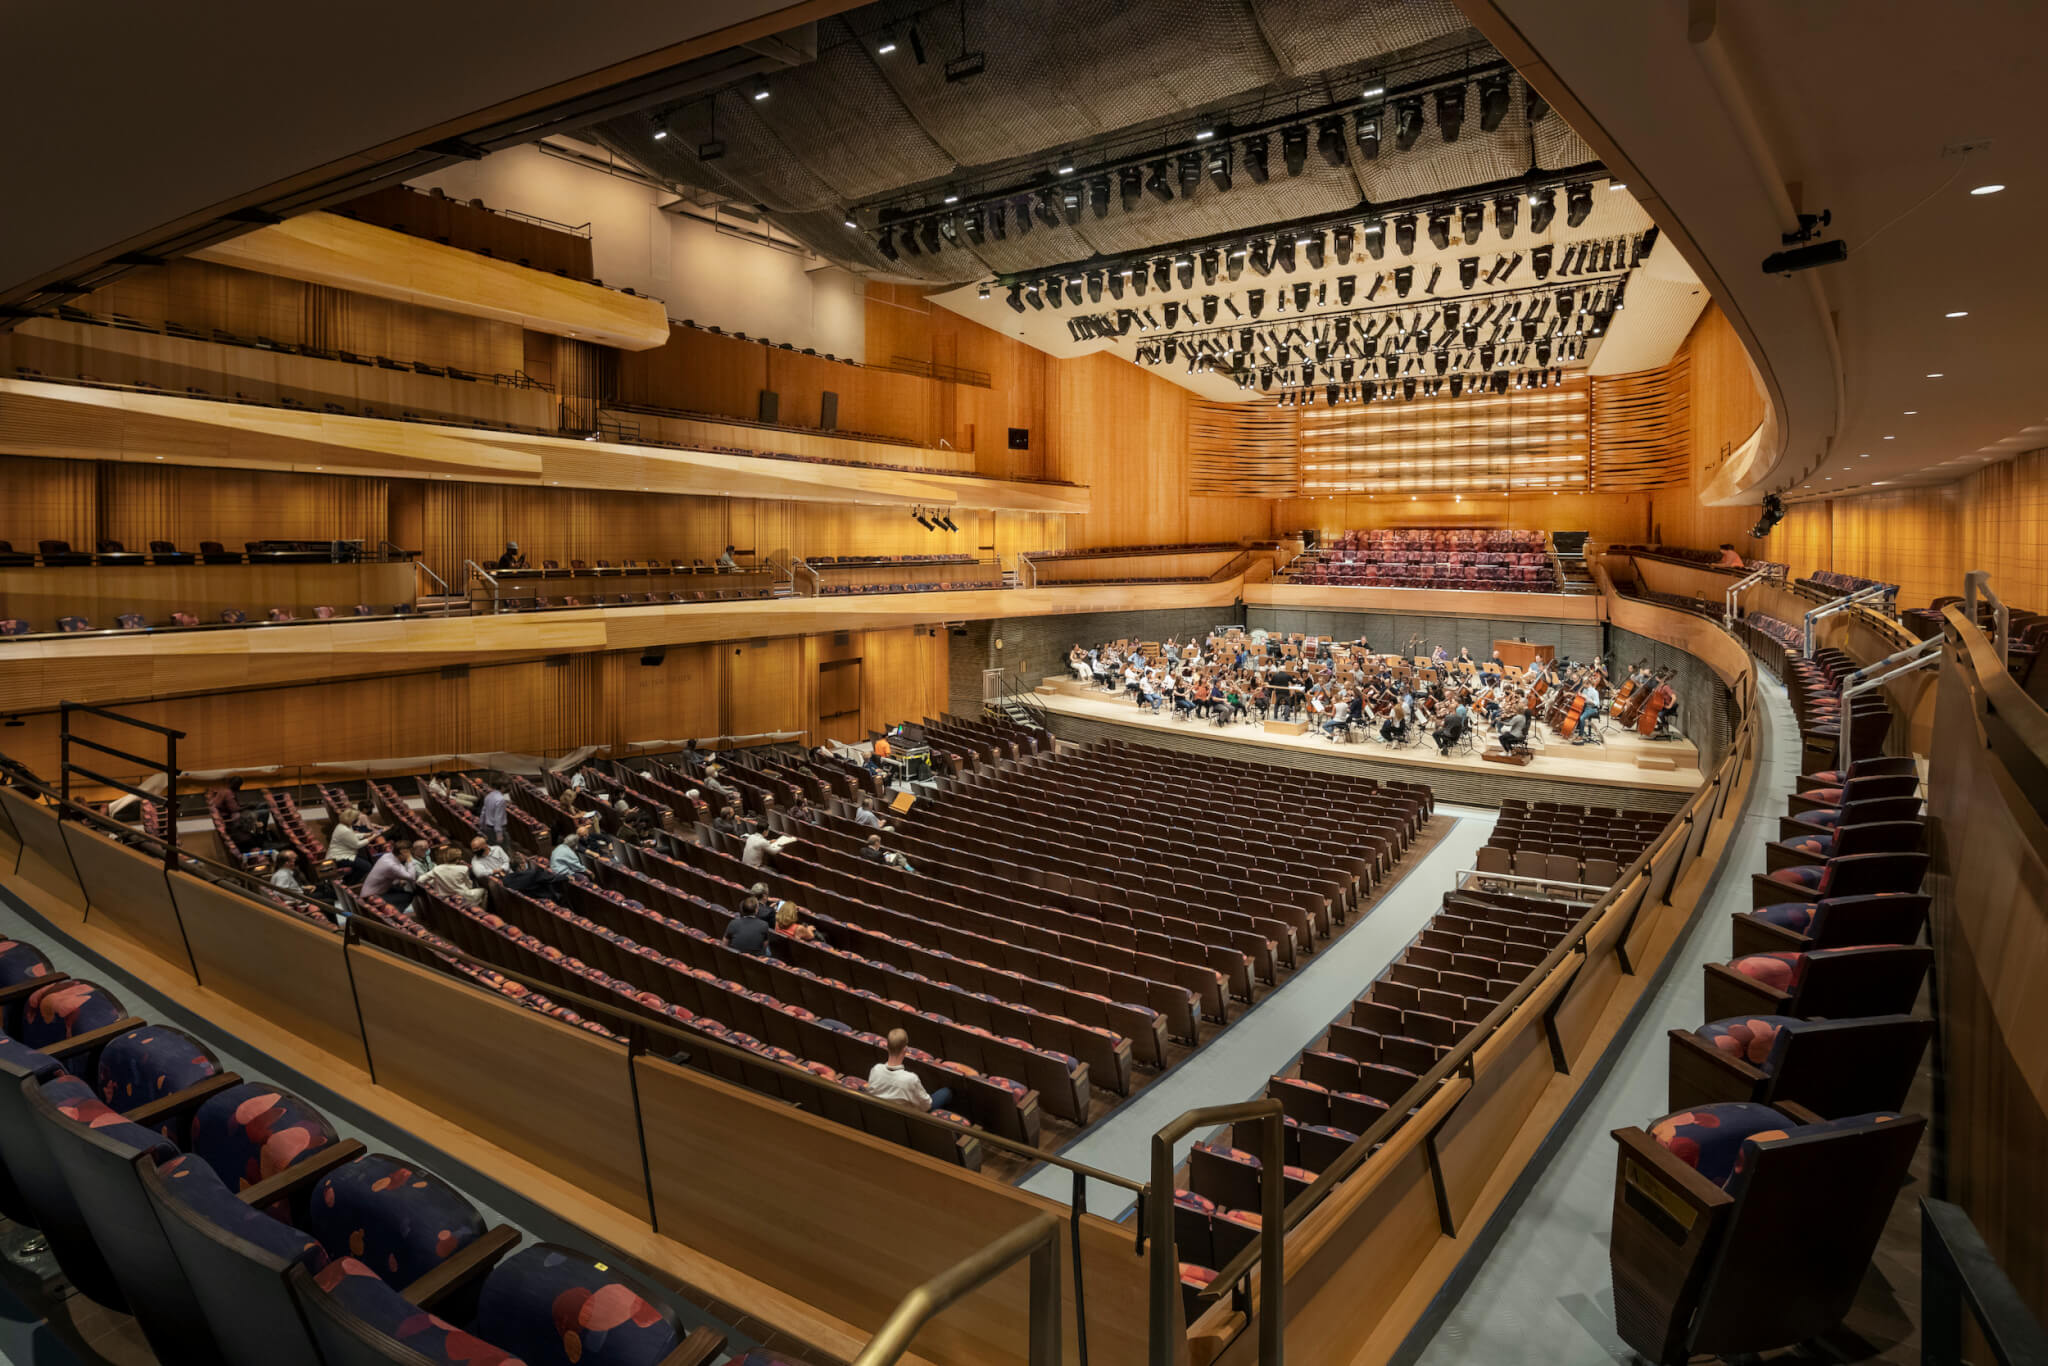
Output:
1551 531 1599 595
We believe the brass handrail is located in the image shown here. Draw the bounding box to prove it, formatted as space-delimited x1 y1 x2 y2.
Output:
1149 1098 1287 1366
851 1212 1063 1366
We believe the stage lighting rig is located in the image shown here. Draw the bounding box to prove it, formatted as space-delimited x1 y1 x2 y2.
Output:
1427 209 1452 251
1565 181 1594 227
1478 73 1511 132
1145 162 1174 203
1394 98 1424 152
1435 84 1466 141
1493 194 1518 239
1529 188 1556 234
1317 117 1347 167
1460 202 1485 245
1282 125 1309 175
1394 214 1417 256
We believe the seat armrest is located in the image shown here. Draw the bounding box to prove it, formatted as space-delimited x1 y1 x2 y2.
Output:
1665 1031 1763 1112
1776 1099 1824 1126
0 975 68 1010
125 1072 243 1128
36 1015 148 1062
236 1138 367 1212
402 1223 521 1314
1701 962 1788 1023
656 1326 728 1366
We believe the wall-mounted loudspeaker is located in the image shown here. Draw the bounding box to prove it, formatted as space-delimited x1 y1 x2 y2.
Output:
820 391 839 430
1007 427 1030 450
640 647 666 667
759 390 780 423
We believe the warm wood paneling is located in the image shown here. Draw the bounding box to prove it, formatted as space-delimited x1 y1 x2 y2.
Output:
1957 449 2048 610
1591 352 1690 490
1688 302 1770 490
1299 375 1593 497
191 212 670 350
1273 490 1654 542
0 561 414 630
1188 400 1300 497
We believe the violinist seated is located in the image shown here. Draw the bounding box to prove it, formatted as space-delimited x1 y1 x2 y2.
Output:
1319 695 1352 739
1497 706 1535 756
1435 703 1472 755
1380 696 1414 745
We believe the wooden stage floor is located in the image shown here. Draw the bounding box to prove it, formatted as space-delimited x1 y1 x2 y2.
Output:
1029 680 1703 801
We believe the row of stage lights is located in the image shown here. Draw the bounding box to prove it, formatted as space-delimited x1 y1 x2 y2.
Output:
1271 366 1572 408
864 70 1570 265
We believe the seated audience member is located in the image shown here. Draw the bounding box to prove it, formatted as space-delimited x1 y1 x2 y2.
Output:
743 826 795 869
787 795 820 825
469 835 511 880
775 902 822 946
1498 706 1535 755
405 839 436 885
854 798 888 830
861 832 915 874
867 1029 950 1113
723 897 773 956
712 805 746 838
550 830 590 877
419 847 486 907
717 544 739 570
325 807 382 881
362 843 417 908
227 807 272 852
680 738 708 775
1717 543 1746 568
425 774 476 810
269 849 306 894
494 541 526 571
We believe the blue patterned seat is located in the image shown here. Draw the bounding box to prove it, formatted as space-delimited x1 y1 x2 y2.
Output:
1693 1016 1802 1070
38 1075 180 1163
476 1243 685 1366
0 938 54 987
307 1153 487 1287
307 1257 521 1366
1749 903 1816 933
1721 1111 1907 1199
189 1082 341 1194
157 1152 329 1271
18 980 128 1067
1646 1102 1794 1187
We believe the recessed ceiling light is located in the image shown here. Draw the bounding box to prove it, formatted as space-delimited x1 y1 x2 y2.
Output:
877 39 897 53
1825 475 1833 480
943 194 959 204
1842 466 1851 470
1195 129 1215 142
1873 480 1892 486
1970 184 2005 195
1904 410 1917 415
1946 311 1969 318
1927 373 1944 378
1057 163 1074 174
652 129 668 141
843 217 857 228
1884 435 1894 440
1609 182 1627 191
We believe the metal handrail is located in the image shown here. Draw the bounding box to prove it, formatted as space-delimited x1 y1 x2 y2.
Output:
1922 1199 2048 1366
1725 564 1772 628
1802 581 1891 656
1965 570 2011 665
465 560 501 612
1836 646 1940 771
1149 1099 1286 1366
851 1213 1063 1366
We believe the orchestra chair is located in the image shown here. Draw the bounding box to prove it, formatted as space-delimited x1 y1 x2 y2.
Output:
1763 818 1924 873
1788 773 1918 817
1732 892 1930 957
1800 755 1917 788
148 540 196 566
1702 944 1932 1023
1610 1102 1924 1365
1667 1013 1932 1117
1778 794 1923 840
1748 850 1926 911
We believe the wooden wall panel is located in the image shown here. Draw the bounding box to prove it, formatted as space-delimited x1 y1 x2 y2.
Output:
1687 302 1770 490
1300 376 1594 497
0 454 94 550
1958 448 2048 610
1591 355 1690 490
1188 400 1299 497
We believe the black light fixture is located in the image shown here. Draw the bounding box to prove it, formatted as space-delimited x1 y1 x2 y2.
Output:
1275 237 1296 274
1086 272 1103 302
1066 277 1084 306
1178 151 1203 198
1394 98 1424 152
1460 202 1485 245
1394 266 1414 297
1247 239 1272 276
1107 269 1125 299
1303 232 1326 270
1529 188 1556 234
1293 282 1312 310
1282 125 1309 176
1633 225 1660 266
1207 144 1233 193
1202 295 1218 323
1226 245 1246 282
1153 258 1171 292
1045 277 1065 309
1177 256 1195 290
1010 195 1032 237
1527 87 1550 124
1247 288 1265 318
962 209 986 246
1130 263 1147 296
1362 215 1386 260
1145 161 1174 203
1082 175 1108 220
908 21 927 63
986 201 1006 241
1424 264 1441 295
1493 194 1519 240
1024 283 1043 310
1366 272 1384 301
1317 117 1347 167
1119 166 1144 213
1459 257 1479 290
1565 181 1594 228
1242 132 1270 183
1355 110 1381 160
1427 209 1451 251
919 217 942 254
1162 301 1180 327
1478 73 1512 132
1337 274 1357 305
1328 227 1351 267
1435 84 1465 141
1035 189 1062 229
1196 248 1219 286
1060 185 1083 226
977 281 991 300
1005 284 1024 313
876 229 899 261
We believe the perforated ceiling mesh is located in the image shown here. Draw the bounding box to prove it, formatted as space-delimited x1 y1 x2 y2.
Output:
582 0 1604 286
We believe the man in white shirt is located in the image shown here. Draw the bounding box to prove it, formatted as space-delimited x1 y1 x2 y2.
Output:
865 1028 951 1113
469 837 511 880
743 828 795 869
269 850 306 894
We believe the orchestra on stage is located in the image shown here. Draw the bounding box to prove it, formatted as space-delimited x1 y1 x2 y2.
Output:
1065 628 1680 760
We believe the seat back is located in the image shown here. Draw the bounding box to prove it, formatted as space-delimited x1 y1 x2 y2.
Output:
1819 851 1928 897
1687 1113 1925 1356
1768 1015 1932 1117
476 1242 687 1366
140 1154 329 1366
305 1153 486 1287
1830 820 1925 857
1796 944 1933 1018
56 616 90 632
291 1258 486 1366
27 1079 218 1361
1805 893 1929 947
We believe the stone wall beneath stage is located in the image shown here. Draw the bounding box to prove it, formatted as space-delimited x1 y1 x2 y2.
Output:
1609 623 1736 774
1034 709 1692 813
1245 606 1604 663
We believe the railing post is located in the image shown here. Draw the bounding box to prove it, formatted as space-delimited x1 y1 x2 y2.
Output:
1258 1102 1286 1366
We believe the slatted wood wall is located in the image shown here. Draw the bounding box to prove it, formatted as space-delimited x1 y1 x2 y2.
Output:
1590 350 1692 490
1187 399 1300 497
1295 375 1593 496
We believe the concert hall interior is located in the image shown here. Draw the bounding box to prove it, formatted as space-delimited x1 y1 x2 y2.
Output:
0 3 2042 1365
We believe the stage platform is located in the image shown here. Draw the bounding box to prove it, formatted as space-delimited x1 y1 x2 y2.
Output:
1028 680 1702 811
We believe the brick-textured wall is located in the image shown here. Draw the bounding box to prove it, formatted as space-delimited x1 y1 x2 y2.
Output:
1609 623 1735 773
947 606 1245 713
1245 606 1603 663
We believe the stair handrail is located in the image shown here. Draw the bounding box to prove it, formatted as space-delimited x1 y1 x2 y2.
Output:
1724 564 1772 629
851 1213 1063 1366
465 560 501 613
1802 581 1890 656
1148 1099 1286 1366
1835 639 1941 770
1921 1198 2048 1366
1964 570 2011 666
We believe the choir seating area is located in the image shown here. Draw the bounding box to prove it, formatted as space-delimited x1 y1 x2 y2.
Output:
1283 528 1560 592
0 923 784 1366
1607 753 1931 1365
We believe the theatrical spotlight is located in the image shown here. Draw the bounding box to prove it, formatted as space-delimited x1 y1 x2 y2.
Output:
1226 245 1246 281
962 208 986 246
1247 239 1272 276
1176 256 1195 290
1459 257 1479 290
1478 73 1511 132
1366 272 1385 301
1201 295 1218 323
1200 248 1220 285
1242 132 1270 183
1633 225 1660 266
1293 282 1311 310
1145 161 1175 203
1337 274 1357 305
1060 186 1083 226
1207 144 1233 193
1423 265 1441 295
1065 277 1084 306
1153 258 1171 292
1565 181 1594 227
1120 166 1144 212
1527 87 1550 124
1030 189 1058 229
1086 272 1104 303
1162 301 1180 327
1529 187 1556 234
1355 110 1381 160
1178 151 1203 198
1005 284 1024 313
1460 202 1484 245
1107 268 1125 299
986 201 1007 240
1394 97 1424 152
1025 283 1043 310
876 229 899 261
913 509 934 530
917 217 942 254
1493 194 1519 239
1282 124 1309 176
1089 176 1111 218
1362 215 1387 259
1435 84 1466 141
1531 243 1554 279
1427 209 1451 251
1303 233 1326 270
1275 238 1297 274
1393 266 1414 297
1317 117 1347 167
1246 288 1265 318
1332 226 1354 265
1044 277 1064 309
